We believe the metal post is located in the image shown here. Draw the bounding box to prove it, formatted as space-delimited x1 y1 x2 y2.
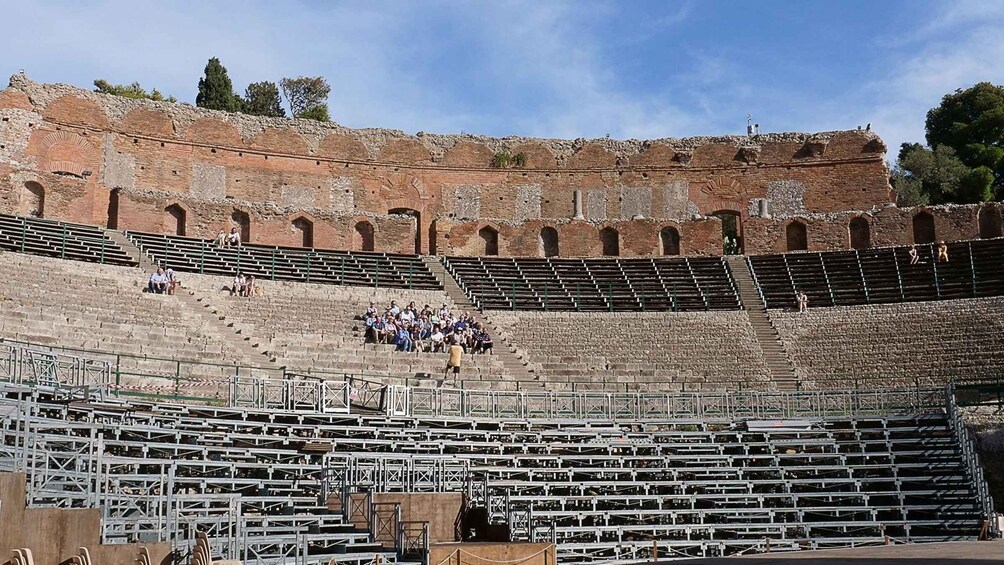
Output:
576 282 580 312
511 281 516 311
236 246 242 274
20 218 26 253
544 282 549 312
99 237 106 264
340 255 345 285
375 260 380 288
306 253 312 283
174 360 181 398
409 262 414 289
607 281 612 312
200 240 206 274
271 248 276 281
969 241 977 297
60 224 67 259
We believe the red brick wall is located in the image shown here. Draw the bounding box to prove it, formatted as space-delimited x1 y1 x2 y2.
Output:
0 80 911 257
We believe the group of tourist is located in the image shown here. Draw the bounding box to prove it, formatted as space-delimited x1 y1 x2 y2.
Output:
361 300 493 372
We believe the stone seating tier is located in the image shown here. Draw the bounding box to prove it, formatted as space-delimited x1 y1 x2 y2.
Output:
490 311 772 391
0 213 136 266
770 296 1004 388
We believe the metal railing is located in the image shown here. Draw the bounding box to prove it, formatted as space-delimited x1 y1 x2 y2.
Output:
945 382 999 539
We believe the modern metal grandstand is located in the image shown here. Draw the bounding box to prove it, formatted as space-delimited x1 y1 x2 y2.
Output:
0 340 996 565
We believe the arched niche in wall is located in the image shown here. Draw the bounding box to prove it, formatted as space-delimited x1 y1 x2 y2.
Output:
539 226 559 258
353 220 375 252
106 188 121 229
785 221 808 252
479 225 499 256
912 211 936 244
20 181 44 218
660 226 681 256
849 216 871 250
291 216 314 248
978 206 1002 239
232 210 251 243
165 203 186 236
600 227 620 257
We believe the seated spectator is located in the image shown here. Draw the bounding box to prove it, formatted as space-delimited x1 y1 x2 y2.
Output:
476 327 494 354
364 314 382 344
395 325 413 353
231 272 246 296
365 301 378 319
796 290 808 313
429 326 446 353
148 267 169 294
410 323 426 353
165 267 180 295
226 227 241 248
388 300 401 317
937 240 949 262
380 318 397 344
908 244 920 265
214 229 227 248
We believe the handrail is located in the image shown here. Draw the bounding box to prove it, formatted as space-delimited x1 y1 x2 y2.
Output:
945 382 998 539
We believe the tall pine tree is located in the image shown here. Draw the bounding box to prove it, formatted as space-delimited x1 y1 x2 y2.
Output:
196 58 241 112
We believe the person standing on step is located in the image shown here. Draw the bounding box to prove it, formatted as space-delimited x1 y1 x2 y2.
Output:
445 337 464 380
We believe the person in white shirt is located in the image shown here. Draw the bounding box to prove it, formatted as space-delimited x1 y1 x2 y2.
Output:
215 229 227 248
226 227 241 248
388 300 401 317
148 268 169 294
430 327 446 353
165 267 179 295
231 273 245 296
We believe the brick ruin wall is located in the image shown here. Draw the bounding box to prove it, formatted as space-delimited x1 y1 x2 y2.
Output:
1 73 992 257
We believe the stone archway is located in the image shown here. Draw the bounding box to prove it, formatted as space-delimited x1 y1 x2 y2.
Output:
292 216 314 248
600 227 619 257
20 182 44 218
710 210 742 254
539 227 559 258
479 225 499 256
849 216 870 249
978 206 1002 239
165 204 186 236
785 221 807 252
912 211 935 244
353 220 375 252
232 210 251 243
660 226 681 256
388 207 421 254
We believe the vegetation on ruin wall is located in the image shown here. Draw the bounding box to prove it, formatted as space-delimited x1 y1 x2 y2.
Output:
93 79 177 103
893 82 1004 206
96 57 331 122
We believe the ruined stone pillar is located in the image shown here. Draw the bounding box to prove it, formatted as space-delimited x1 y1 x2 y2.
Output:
573 190 585 220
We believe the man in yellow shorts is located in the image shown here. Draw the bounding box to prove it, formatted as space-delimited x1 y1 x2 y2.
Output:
445 338 464 380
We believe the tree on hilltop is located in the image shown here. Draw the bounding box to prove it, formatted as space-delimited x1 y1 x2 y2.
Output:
243 81 286 118
280 76 331 121
196 57 242 112
892 82 1003 206
93 79 177 103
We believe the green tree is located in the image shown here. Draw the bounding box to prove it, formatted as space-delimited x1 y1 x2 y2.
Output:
280 76 331 120
93 79 177 103
196 57 242 112
243 81 286 118
926 82 1004 189
891 143 992 205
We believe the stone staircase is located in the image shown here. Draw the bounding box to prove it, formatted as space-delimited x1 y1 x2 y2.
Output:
423 257 541 389
105 229 280 369
725 255 799 390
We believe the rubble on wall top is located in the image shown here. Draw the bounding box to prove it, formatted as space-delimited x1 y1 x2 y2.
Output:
7 73 883 161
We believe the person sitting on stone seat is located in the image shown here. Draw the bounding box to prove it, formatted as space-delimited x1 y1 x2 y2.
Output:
796 290 808 313
937 240 949 262
148 267 169 294
364 313 381 344
215 229 227 248
226 227 241 248
477 326 494 354
395 324 413 352
231 272 245 296
430 325 446 353
245 275 257 298
908 244 920 265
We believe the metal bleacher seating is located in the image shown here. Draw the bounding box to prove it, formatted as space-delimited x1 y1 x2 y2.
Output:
125 231 441 290
0 213 136 266
749 238 1004 309
442 256 740 311
0 360 993 564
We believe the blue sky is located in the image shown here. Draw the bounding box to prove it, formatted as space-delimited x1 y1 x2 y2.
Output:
3 0 1004 155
